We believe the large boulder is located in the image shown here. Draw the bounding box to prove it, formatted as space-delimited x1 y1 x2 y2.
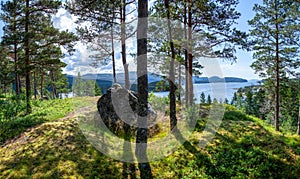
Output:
96 83 158 137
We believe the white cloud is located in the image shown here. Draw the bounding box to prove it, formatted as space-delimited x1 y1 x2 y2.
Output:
52 8 121 76
52 8 77 32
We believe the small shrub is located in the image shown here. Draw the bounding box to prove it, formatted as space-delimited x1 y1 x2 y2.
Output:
148 92 169 112
223 104 252 121
183 106 199 128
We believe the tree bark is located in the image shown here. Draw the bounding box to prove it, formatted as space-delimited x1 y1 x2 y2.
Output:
187 0 193 106
136 0 153 178
111 15 117 83
165 0 177 131
14 42 20 98
25 0 31 114
50 70 55 99
12 0 20 99
40 72 44 97
178 59 181 102
120 0 130 89
184 1 189 106
274 0 280 131
13 29 20 97
297 98 300 135
33 71 37 100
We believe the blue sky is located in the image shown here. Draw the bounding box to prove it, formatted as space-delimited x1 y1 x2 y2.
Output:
0 0 262 80
215 0 261 80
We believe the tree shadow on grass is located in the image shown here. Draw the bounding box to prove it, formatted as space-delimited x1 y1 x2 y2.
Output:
0 115 123 178
171 127 220 177
91 110 137 179
122 124 137 179
169 115 300 178
206 120 300 178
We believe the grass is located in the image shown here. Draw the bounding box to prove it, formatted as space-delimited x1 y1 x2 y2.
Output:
0 115 123 178
150 118 300 178
0 97 97 145
0 98 299 178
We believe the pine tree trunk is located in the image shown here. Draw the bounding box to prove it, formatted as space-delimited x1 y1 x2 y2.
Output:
111 15 117 83
274 0 280 131
120 0 130 89
33 71 37 100
13 0 20 99
187 0 193 106
40 72 44 97
136 0 153 178
184 2 188 106
25 0 31 114
297 98 300 135
50 71 56 99
165 0 177 131
14 43 20 98
18 76 21 93
178 60 181 102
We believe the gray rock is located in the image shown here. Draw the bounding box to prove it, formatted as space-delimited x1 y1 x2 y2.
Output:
96 83 158 136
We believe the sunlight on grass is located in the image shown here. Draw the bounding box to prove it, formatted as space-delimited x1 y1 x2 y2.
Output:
0 97 98 145
0 102 299 178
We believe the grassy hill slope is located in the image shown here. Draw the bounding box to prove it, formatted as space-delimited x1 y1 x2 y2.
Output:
0 98 299 178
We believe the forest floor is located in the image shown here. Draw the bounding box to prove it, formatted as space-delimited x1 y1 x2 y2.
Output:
0 97 300 178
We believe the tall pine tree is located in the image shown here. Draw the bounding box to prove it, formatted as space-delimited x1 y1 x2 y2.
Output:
249 0 300 131
136 0 153 178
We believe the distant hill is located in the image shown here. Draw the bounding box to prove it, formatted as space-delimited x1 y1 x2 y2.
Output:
66 72 164 93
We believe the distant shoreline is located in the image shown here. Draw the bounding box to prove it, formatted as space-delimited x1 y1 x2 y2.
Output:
194 76 248 84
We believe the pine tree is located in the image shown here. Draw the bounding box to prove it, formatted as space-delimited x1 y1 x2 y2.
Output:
1 0 76 113
84 80 95 96
0 45 14 93
249 0 300 131
66 0 136 89
200 92 206 104
73 72 84 97
245 90 255 115
136 0 153 177
54 71 69 99
164 0 177 131
0 0 24 98
253 88 267 119
213 98 218 104
224 98 229 104
94 82 102 96
207 94 212 105
151 0 246 105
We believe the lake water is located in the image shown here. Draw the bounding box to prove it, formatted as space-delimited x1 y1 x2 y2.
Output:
64 81 259 103
154 81 259 103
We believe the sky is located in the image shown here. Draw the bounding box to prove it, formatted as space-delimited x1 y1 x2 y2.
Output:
0 0 262 80
219 0 261 80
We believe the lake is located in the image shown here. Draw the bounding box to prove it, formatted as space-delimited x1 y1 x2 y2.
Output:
154 81 259 103
64 81 259 103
